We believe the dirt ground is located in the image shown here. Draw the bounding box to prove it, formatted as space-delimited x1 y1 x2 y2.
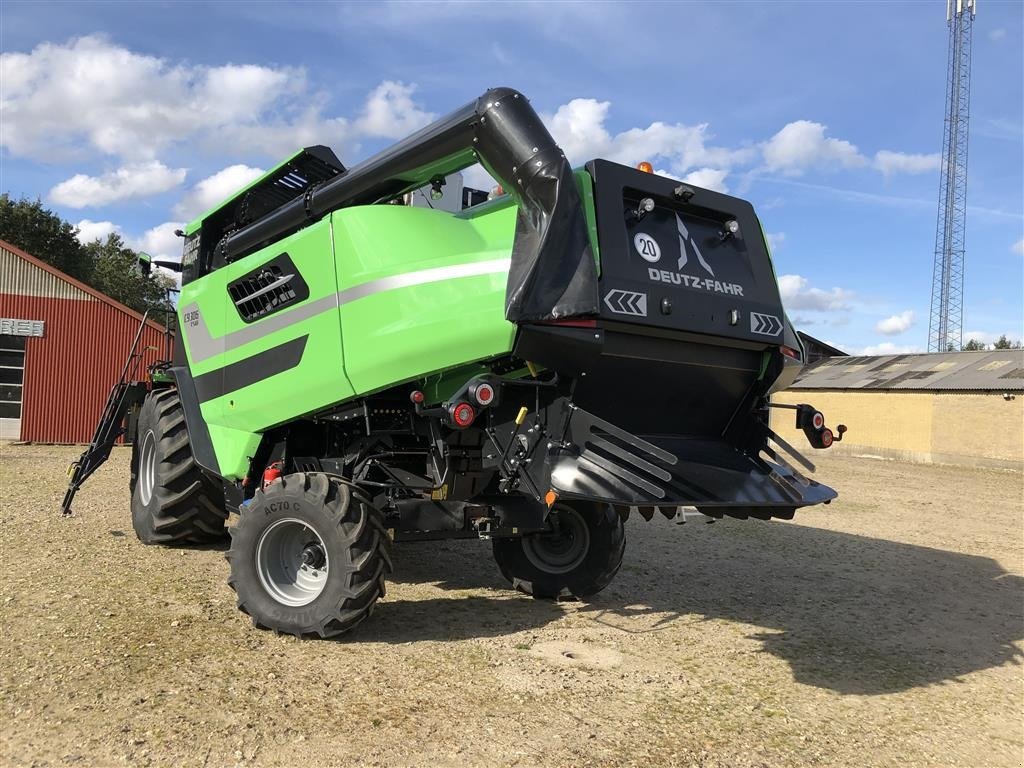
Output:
0 444 1021 768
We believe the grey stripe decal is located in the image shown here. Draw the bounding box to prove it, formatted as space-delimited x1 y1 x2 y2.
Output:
182 257 512 365
193 335 309 403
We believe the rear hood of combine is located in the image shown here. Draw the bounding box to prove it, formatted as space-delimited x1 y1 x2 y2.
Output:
212 87 599 323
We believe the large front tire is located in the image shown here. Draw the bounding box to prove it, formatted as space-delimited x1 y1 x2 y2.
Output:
227 473 392 638
130 388 227 545
492 502 625 599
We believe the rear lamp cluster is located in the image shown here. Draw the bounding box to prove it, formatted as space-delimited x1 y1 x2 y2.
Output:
796 404 844 450
410 377 499 430
449 378 500 429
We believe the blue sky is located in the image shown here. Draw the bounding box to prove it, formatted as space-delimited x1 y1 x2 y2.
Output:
2 0 1021 352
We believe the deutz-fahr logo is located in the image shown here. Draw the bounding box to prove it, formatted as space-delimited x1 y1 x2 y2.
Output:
640 215 746 297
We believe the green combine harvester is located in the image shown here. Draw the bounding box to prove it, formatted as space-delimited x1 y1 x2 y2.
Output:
63 88 843 638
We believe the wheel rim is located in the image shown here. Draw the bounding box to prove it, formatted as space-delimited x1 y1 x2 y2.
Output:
522 505 590 574
256 518 330 607
138 429 157 506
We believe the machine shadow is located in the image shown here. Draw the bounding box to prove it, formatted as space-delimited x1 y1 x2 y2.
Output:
364 520 1024 696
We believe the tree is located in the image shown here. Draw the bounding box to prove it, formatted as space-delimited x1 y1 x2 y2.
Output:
0 195 93 282
993 335 1022 350
962 338 987 351
84 233 175 315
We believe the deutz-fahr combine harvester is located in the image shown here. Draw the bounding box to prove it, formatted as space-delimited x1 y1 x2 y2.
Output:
63 88 843 638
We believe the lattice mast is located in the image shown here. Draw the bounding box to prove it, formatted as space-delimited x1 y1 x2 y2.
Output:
928 0 976 352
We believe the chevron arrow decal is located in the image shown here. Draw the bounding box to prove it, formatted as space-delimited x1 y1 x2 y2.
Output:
750 311 783 336
603 289 648 317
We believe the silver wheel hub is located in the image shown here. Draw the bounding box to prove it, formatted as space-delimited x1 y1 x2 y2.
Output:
256 518 329 607
523 505 590 575
138 430 157 506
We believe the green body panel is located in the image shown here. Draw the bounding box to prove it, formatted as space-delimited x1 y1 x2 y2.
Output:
178 172 598 479
576 169 601 268
332 204 517 397
179 218 356 477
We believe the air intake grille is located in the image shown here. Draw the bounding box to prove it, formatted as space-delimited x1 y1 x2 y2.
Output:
228 253 309 323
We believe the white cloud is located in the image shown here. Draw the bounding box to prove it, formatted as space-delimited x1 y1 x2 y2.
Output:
173 164 265 220
873 150 941 176
48 161 187 208
875 310 915 336
0 36 349 162
1013 238 1024 256
778 274 854 311
128 221 185 260
989 28 1006 41
74 219 122 244
761 120 865 175
354 81 435 139
765 232 785 253
682 167 729 193
859 342 924 356
543 98 753 180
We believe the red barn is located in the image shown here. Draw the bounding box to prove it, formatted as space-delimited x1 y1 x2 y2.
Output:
0 239 167 443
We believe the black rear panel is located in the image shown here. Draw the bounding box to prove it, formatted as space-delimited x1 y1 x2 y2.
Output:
515 324 766 438
586 160 785 346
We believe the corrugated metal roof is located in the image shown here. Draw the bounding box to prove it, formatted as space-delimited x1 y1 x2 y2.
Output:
1 244 93 301
791 350 1024 391
0 239 163 332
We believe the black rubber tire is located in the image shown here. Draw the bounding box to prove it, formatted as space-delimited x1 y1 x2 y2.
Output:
129 388 227 545
226 473 392 638
492 501 625 599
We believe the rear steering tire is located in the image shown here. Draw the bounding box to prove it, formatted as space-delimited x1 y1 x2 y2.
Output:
130 388 227 545
492 502 625 599
226 473 392 638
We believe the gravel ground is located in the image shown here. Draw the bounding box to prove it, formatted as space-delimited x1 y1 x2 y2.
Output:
1 443 1021 768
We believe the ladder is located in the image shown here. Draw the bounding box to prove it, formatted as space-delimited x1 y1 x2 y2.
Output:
60 313 154 516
